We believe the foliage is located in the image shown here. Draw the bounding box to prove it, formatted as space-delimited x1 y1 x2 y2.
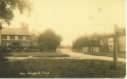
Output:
72 37 89 50
72 34 101 50
38 29 61 52
0 59 125 77
8 41 23 51
0 45 10 60
0 0 31 24
0 45 9 53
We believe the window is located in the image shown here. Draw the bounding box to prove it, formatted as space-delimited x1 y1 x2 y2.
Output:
2 35 7 39
23 36 30 40
10 35 15 40
24 36 29 40
18 36 23 40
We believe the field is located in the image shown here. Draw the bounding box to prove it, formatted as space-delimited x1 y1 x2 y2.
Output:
0 59 125 78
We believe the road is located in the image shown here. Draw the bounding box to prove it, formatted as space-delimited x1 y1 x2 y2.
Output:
5 49 126 63
60 49 126 63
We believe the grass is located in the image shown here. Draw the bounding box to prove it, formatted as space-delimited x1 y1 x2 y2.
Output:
5 52 69 57
0 59 125 78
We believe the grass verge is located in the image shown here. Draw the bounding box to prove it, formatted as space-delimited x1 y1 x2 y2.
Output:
5 52 69 57
0 59 125 78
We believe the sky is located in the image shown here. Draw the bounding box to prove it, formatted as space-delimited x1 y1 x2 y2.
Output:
10 0 125 46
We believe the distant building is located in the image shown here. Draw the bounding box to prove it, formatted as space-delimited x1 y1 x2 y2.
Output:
0 26 31 48
82 35 101 54
107 37 114 52
82 46 100 53
100 28 125 53
119 35 125 52
100 36 108 52
82 28 125 54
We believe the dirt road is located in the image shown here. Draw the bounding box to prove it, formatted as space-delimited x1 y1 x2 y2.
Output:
60 49 126 63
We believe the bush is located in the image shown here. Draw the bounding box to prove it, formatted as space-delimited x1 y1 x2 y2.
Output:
0 46 9 53
0 46 10 60
7 41 24 52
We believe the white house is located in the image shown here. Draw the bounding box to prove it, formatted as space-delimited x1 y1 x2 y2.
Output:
0 26 31 47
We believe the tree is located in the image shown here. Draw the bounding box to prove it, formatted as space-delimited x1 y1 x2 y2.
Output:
0 0 31 48
72 34 101 52
38 29 61 52
0 0 31 24
0 0 31 60
72 36 90 50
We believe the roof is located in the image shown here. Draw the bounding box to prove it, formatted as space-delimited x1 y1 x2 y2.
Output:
1 27 30 35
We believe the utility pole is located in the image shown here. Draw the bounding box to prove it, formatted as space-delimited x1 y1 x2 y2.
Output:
113 24 119 69
0 23 2 46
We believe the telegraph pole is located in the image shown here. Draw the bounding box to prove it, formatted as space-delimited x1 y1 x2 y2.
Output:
113 24 119 69
0 23 2 46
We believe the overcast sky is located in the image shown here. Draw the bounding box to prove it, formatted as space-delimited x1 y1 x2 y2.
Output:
11 0 125 46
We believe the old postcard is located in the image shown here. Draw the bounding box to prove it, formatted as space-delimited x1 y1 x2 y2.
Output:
0 0 125 78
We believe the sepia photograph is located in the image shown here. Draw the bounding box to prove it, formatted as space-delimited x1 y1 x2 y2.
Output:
0 0 126 78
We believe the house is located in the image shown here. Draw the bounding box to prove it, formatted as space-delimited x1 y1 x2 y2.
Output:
100 28 125 53
82 27 125 54
0 26 31 48
107 37 114 52
82 35 101 54
119 35 125 52
82 46 100 53
118 28 125 52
